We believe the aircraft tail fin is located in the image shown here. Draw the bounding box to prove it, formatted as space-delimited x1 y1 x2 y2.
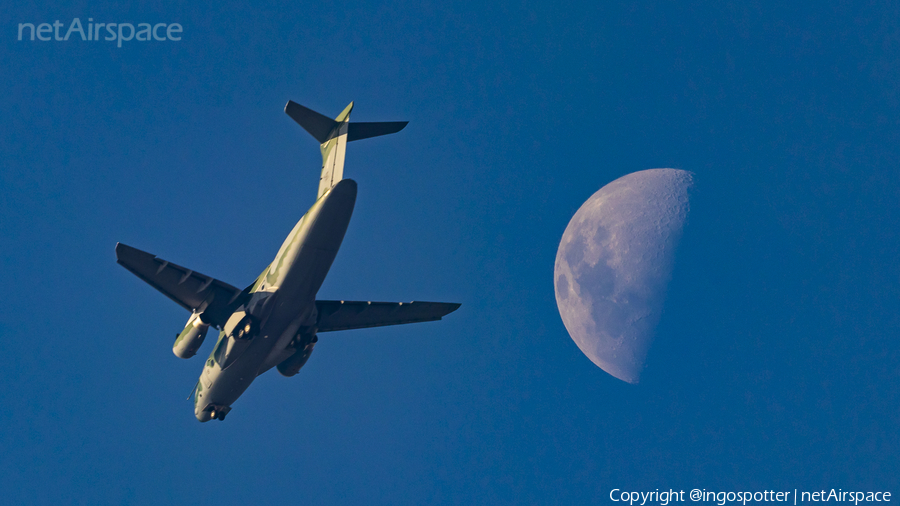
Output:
284 101 336 144
284 100 408 200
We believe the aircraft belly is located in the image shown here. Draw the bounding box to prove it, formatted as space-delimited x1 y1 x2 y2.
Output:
279 247 339 303
194 180 356 420
198 300 314 409
200 343 272 406
259 294 317 372
265 179 356 292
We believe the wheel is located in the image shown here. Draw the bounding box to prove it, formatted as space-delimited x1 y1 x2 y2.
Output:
234 315 259 340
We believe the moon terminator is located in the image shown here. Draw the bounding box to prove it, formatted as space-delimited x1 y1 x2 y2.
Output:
554 168 693 383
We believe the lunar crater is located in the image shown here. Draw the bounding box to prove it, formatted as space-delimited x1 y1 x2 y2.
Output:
554 168 693 383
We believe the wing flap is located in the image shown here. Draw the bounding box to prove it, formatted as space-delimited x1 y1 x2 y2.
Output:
315 300 460 332
115 243 245 326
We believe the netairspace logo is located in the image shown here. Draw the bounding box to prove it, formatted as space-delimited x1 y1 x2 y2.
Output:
17 18 182 48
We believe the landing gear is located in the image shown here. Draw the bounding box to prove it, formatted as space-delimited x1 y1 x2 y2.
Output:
204 404 231 421
233 315 259 340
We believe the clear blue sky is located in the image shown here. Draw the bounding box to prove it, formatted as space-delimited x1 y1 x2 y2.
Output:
2 1 898 504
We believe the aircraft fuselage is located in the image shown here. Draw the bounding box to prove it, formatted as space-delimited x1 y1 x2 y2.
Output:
193 178 357 421
115 100 458 423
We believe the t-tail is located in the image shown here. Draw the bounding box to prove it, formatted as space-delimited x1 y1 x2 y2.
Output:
284 100 408 200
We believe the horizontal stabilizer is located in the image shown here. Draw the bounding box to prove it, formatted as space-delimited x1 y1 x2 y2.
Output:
315 300 461 332
115 243 247 327
347 122 408 141
284 100 408 144
284 101 336 144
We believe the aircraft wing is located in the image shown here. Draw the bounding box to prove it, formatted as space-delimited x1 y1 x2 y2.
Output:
315 300 461 332
115 243 247 327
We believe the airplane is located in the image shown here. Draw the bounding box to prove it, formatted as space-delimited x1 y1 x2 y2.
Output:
115 100 460 422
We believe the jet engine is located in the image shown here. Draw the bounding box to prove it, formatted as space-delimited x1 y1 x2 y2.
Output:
277 334 318 377
173 313 210 359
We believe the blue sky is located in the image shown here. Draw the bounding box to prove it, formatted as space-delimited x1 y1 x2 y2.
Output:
1 1 898 504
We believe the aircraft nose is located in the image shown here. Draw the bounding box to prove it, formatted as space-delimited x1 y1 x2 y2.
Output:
195 408 213 422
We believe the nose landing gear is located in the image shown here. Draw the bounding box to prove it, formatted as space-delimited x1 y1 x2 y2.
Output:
205 404 231 421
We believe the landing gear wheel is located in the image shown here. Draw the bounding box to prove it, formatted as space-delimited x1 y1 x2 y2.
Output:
233 315 259 340
207 406 229 421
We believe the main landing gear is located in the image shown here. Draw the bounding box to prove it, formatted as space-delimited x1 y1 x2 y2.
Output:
233 315 260 340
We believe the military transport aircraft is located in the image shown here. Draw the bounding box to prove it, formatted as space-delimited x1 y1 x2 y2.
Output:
116 101 460 422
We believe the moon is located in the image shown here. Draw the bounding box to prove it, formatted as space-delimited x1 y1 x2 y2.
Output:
554 169 693 383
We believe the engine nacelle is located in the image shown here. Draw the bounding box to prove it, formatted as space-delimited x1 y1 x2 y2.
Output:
173 313 210 359
277 335 318 377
